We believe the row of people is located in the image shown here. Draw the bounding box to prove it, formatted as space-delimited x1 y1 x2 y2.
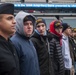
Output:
0 3 76 75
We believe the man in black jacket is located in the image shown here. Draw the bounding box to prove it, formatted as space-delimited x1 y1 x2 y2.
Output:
31 18 54 75
0 3 20 75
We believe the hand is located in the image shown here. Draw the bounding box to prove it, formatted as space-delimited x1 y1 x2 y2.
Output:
70 66 75 75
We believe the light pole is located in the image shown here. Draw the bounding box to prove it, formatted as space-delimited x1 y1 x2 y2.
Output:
21 0 24 3
46 0 48 3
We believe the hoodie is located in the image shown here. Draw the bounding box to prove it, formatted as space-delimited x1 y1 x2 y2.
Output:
15 11 35 37
11 11 40 75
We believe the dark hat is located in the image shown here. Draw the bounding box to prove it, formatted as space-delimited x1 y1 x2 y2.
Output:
0 3 14 15
36 18 46 26
23 15 35 25
62 23 71 32
54 21 62 28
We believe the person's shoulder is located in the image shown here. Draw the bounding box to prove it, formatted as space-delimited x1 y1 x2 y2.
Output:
31 32 40 40
11 35 17 40
47 30 55 39
10 34 20 44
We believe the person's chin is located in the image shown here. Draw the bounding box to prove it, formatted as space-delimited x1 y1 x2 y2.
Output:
26 34 31 37
40 33 44 35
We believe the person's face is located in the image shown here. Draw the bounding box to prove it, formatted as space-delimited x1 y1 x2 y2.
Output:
23 21 33 37
0 14 16 36
69 28 73 37
72 32 76 37
36 23 46 35
55 27 63 35
64 27 72 36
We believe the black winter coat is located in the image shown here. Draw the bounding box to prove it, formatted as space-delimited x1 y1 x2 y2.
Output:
31 31 54 75
49 34 65 75
69 37 76 63
0 36 20 75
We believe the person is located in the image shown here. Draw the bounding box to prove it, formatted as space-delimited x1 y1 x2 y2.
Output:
72 28 76 41
31 18 54 75
62 23 75 75
49 20 65 75
72 28 76 75
11 11 40 75
69 28 76 75
0 3 20 75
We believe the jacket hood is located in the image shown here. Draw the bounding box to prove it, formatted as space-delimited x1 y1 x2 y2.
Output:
49 20 62 45
49 20 62 37
15 11 36 36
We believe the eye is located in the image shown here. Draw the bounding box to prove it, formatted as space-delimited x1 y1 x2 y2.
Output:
7 16 13 20
30 23 33 25
24 23 28 26
42 25 45 27
37 24 45 28
59 27 63 29
24 23 33 26
37 25 40 28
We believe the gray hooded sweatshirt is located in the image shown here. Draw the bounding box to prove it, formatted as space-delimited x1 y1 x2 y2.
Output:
11 11 40 75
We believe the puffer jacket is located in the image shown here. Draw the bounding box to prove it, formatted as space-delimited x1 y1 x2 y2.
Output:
49 20 65 75
49 35 65 75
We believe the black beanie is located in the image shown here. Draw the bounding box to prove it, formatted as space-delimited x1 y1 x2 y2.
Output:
0 3 14 15
62 23 70 32
23 15 35 25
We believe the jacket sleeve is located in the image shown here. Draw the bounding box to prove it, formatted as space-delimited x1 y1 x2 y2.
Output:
31 38 38 50
11 39 23 59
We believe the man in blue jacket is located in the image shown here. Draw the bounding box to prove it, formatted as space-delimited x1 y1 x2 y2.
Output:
11 11 40 75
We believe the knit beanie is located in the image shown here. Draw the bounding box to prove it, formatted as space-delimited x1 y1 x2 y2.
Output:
23 15 35 25
62 23 70 32
54 21 62 28
36 18 46 26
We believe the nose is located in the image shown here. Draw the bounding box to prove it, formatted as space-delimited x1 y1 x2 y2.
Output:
13 18 16 24
39 26 43 30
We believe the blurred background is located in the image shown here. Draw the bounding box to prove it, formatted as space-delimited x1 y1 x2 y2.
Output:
0 0 76 29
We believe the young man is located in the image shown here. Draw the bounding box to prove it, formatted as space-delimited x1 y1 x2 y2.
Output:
62 23 75 75
72 28 76 75
49 20 65 75
31 18 54 75
0 3 20 75
69 28 76 75
11 11 40 75
72 28 76 41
